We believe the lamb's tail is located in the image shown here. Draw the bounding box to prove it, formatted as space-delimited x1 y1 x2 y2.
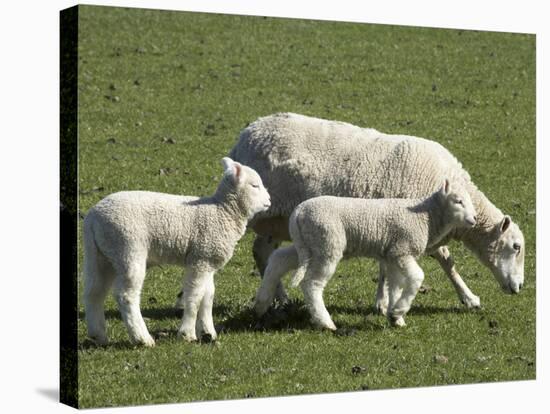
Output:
289 207 310 288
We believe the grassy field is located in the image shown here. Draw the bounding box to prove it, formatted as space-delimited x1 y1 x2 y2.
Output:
76 5 536 408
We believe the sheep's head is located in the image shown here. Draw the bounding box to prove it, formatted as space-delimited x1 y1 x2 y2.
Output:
220 157 271 219
481 216 525 294
439 179 477 229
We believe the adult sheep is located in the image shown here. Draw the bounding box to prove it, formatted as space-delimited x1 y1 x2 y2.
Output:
228 112 525 311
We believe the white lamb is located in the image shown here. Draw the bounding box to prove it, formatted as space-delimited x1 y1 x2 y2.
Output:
256 180 477 329
229 113 525 312
83 157 271 346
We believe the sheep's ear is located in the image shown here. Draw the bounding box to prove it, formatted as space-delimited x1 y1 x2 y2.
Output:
440 178 451 196
233 162 242 180
500 215 512 233
221 157 234 171
222 157 243 182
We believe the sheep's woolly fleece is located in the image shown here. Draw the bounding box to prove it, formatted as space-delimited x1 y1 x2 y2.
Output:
230 112 517 265
289 183 476 287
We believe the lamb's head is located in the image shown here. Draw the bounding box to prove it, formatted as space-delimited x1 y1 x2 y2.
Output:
481 216 525 294
219 157 271 219
438 179 477 229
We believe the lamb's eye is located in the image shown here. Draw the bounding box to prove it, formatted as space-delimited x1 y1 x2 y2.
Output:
455 199 464 206
513 243 521 252
250 183 260 189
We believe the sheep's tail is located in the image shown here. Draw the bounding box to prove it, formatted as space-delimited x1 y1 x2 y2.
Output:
289 207 309 288
83 212 99 286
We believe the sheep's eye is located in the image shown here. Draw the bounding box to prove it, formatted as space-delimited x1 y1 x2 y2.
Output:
455 199 464 206
513 243 521 252
250 183 260 189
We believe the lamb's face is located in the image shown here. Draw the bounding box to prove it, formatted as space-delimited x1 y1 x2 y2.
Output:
440 180 477 229
221 157 271 219
238 165 271 218
485 217 525 294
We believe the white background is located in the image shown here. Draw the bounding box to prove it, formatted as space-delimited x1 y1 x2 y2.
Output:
0 0 546 412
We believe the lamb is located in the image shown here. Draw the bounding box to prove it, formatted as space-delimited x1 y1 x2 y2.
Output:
256 180 477 329
83 157 271 346
227 113 525 313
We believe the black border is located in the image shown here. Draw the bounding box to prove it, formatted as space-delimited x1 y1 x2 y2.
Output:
60 5 79 408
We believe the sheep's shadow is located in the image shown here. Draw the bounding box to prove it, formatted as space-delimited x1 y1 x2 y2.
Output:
78 300 479 349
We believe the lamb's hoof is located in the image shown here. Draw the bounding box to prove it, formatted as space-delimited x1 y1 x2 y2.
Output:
87 335 108 347
375 303 388 316
461 295 481 309
177 330 198 343
389 315 406 328
136 335 156 347
200 333 217 344
313 318 337 331
253 300 271 317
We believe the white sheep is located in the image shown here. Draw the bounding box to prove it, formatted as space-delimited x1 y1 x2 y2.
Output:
255 180 477 329
229 113 525 312
83 157 271 346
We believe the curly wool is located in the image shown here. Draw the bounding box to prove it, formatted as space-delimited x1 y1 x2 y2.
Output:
231 112 502 240
289 185 475 287
83 158 271 346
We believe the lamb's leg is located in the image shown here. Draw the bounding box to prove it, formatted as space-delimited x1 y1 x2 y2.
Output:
374 261 389 316
254 246 298 316
431 246 481 309
301 258 339 331
387 256 424 327
84 251 115 345
385 263 404 326
177 267 209 342
196 271 217 341
113 258 155 347
253 234 288 304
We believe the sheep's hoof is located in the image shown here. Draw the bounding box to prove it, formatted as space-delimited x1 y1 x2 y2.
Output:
177 330 198 343
200 333 217 344
389 315 406 328
136 336 156 347
461 295 481 309
87 335 108 347
375 303 388 316
312 318 337 331
253 300 271 317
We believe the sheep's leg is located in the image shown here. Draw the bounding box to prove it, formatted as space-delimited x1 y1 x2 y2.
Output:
253 234 288 304
387 257 424 327
254 246 298 316
177 267 210 342
432 246 481 309
374 261 389 316
84 250 115 345
174 283 185 317
385 262 405 326
301 258 339 331
196 271 217 341
113 258 155 347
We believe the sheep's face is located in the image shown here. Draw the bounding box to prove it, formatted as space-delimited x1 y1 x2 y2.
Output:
221 157 271 219
485 217 525 294
440 179 477 229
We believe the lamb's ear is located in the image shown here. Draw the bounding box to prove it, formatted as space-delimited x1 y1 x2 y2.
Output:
500 215 512 233
221 157 234 171
233 162 243 180
440 178 451 196
222 157 243 182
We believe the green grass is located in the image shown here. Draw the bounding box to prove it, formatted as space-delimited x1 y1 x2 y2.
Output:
76 5 536 408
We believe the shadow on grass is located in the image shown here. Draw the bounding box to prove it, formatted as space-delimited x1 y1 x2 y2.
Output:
78 300 479 350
